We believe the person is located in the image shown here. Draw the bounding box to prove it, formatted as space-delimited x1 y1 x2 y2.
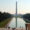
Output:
12 28 16 30
25 24 28 30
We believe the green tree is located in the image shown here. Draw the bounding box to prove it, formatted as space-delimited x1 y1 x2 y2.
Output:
23 13 30 23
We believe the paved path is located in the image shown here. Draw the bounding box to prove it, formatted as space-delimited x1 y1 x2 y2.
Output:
0 28 26 30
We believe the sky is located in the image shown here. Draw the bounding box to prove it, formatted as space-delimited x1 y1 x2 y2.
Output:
0 0 30 28
0 0 30 14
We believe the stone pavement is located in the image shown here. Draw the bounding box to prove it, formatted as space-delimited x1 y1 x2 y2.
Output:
0 28 26 30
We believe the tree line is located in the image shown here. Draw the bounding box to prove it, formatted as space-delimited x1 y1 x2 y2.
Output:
0 12 12 22
23 13 30 23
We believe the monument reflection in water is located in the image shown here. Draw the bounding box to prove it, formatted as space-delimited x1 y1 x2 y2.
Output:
8 17 25 28
8 1 25 28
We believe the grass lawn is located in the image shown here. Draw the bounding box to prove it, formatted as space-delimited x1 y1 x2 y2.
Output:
0 18 12 28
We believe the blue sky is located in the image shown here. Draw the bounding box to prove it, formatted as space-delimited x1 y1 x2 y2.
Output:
0 0 30 14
